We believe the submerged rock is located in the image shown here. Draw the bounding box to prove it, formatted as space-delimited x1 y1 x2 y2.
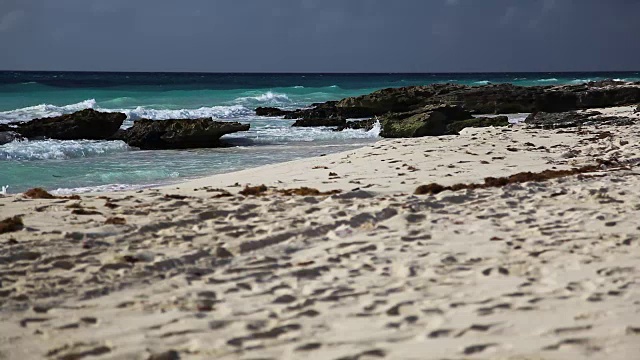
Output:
337 119 378 132
286 101 379 127
0 131 25 145
255 107 292 117
292 118 346 127
0 109 126 140
122 118 250 150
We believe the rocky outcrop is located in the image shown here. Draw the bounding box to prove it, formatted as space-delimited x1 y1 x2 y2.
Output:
0 109 126 140
292 118 346 127
446 116 510 134
122 118 250 150
525 111 634 129
286 101 373 128
379 105 474 138
273 82 640 124
255 107 292 117
337 119 378 132
0 131 25 145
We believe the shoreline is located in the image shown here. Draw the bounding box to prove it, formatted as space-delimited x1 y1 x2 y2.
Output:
1 105 639 359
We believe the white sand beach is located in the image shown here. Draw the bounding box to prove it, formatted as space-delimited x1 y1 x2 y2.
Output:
1 106 640 359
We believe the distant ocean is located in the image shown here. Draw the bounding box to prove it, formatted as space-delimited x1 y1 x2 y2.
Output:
1 71 639 194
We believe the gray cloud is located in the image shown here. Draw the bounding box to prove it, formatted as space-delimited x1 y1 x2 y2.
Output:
0 0 638 72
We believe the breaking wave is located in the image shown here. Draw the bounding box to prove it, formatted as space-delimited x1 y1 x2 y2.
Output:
0 99 97 123
119 105 251 121
234 91 291 105
0 140 130 161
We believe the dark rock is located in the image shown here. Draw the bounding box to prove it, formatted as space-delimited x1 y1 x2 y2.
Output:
0 109 126 140
380 111 448 138
285 82 640 123
636 104 640 113
122 118 250 150
107 128 128 141
337 119 378 132
379 105 473 138
337 84 457 116
0 131 25 145
525 111 634 129
286 101 380 127
293 118 346 127
255 107 291 117
446 116 510 134
587 79 628 87
525 111 601 128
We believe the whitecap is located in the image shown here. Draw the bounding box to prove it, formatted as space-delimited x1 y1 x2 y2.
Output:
0 99 97 123
473 81 491 85
234 91 291 105
568 79 594 84
118 105 251 121
536 78 559 82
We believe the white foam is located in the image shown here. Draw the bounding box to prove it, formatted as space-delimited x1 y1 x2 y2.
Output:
569 79 594 84
537 78 559 82
0 185 8 195
473 81 491 85
0 99 97 123
0 98 254 123
118 105 251 121
51 183 159 195
234 91 291 105
0 140 130 160
234 119 381 143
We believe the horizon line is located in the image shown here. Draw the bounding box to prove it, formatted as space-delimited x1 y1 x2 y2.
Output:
1 70 639 75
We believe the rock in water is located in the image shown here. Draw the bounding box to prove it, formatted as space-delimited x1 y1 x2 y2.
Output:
292 118 346 127
255 107 291 117
0 131 25 145
0 109 126 140
285 81 640 121
122 118 250 150
337 119 378 131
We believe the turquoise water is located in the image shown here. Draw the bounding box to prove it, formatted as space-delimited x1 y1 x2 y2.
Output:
1 72 639 194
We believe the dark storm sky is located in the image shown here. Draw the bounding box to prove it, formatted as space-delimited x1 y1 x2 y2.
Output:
1 0 638 72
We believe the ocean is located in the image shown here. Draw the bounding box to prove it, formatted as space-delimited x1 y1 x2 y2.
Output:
1 71 639 194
